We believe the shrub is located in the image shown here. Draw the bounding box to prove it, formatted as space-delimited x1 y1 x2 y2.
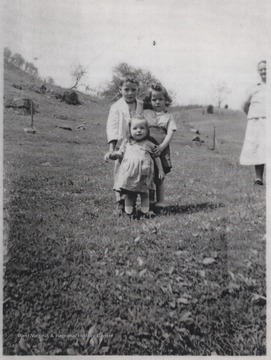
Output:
207 105 214 114
61 91 80 105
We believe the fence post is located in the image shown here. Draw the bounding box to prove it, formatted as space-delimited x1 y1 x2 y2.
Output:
213 125 216 151
23 100 36 133
30 100 34 128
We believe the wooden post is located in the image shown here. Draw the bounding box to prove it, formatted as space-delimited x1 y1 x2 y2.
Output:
30 100 34 128
24 100 36 134
213 125 216 150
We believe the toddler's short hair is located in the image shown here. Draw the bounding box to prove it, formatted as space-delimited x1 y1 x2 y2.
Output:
144 82 172 109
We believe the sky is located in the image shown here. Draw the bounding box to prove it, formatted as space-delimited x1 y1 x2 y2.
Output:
2 0 271 108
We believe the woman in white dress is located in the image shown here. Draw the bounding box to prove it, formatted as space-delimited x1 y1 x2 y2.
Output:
240 60 266 185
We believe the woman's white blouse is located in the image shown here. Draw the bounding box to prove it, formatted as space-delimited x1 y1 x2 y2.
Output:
247 82 266 119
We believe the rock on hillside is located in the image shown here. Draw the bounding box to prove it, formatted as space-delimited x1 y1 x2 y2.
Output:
4 97 38 115
4 63 107 123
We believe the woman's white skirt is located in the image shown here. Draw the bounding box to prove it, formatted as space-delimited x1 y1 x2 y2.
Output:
240 117 266 165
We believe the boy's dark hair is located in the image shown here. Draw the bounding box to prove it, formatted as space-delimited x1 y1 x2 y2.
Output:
128 115 150 141
119 73 140 87
143 82 172 110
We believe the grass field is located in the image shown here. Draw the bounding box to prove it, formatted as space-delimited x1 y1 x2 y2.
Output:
3 65 266 355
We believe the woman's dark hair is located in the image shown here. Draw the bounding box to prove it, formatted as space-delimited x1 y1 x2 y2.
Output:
143 82 172 110
128 115 150 141
257 60 266 67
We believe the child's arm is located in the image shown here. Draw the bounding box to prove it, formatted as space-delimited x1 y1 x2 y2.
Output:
108 140 117 152
104 140 126 162
106 105 119 150
153 129 175 156
154 157 165 181
104 150 122 162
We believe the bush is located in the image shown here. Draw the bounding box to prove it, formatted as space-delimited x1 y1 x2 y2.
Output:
207 105 214 114
61 91 80 105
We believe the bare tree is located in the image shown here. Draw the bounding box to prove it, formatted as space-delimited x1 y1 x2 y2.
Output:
70 65 87 90
213 81 231 108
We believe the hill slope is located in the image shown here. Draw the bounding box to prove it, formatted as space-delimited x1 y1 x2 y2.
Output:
3 65 266 356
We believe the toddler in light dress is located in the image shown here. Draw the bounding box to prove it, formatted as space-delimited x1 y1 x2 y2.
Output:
105 116 164 218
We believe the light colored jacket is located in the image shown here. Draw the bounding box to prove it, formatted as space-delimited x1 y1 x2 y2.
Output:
106 97 143 146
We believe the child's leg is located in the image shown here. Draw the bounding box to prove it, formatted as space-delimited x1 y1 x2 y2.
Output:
114 159 125 211
149 190 156 209
115 191 125 203
140 193 150 214
115 192 125 215
255 164 264 182
156 179 166 206
125 192 137 214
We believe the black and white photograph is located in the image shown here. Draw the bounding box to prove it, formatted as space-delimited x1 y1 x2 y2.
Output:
2 0 270 356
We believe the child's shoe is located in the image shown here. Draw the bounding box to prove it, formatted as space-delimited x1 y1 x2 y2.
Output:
115 200 125 216
124 212 133 219
149 201 156 211
139 211 156 219
254 179 264 186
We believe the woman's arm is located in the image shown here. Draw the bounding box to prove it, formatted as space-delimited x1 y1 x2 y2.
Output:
242 94 252 115
242 96 251 114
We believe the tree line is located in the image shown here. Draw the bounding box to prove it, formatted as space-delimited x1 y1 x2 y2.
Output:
101 62 173 102
4 47 230 107
4 47 39 77
4 47 165 98
101 63 231 108
4 47 55 85
67 62 169 101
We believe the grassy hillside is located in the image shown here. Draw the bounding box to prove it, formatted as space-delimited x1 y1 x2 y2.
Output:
3 65 266 355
